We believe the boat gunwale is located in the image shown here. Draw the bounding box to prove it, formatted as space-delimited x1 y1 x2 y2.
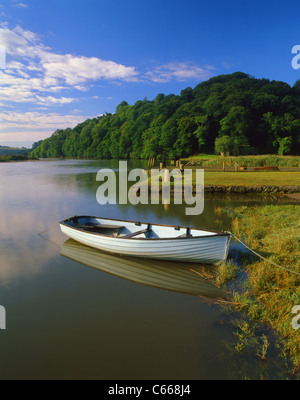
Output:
59 215 231 241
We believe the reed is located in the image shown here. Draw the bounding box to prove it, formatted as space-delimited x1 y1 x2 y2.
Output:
216 259 240 286
216 204 300 376
196 155 300 168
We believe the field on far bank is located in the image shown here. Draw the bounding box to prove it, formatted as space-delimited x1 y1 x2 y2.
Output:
147 170 300 191
203 171 300 188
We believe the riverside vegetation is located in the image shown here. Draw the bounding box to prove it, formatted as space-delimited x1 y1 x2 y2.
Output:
181 154 300 168
214 204 300 378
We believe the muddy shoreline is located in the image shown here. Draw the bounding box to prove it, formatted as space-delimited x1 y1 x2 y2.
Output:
203 185 300 194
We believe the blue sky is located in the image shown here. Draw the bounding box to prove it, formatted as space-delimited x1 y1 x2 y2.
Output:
0 0 300 147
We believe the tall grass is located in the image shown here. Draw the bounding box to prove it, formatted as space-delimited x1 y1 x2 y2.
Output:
186 155 300 168
217 204 300 376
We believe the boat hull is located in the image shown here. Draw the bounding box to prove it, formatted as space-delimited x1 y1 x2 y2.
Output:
59 216 231 264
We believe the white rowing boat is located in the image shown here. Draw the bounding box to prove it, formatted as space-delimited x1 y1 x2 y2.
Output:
61 239 226 298
59 215 231 264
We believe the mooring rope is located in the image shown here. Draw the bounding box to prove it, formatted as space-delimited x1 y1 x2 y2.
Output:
38 222 60 237
229 232 300 277
38 222 61 249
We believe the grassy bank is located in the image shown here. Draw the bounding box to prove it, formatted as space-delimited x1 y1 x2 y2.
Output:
217 204 300 376
147 170 300 190
204 171 300 187
180 155 300 168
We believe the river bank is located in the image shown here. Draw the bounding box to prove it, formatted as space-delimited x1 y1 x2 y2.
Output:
214 204 300 378
204 185 300 194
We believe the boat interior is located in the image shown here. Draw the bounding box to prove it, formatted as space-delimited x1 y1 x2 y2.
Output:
65 216 217 239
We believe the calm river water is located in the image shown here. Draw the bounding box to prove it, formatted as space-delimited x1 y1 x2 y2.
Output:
0 159 294 380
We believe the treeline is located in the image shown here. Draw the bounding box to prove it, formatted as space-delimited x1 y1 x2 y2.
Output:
30 72 300 159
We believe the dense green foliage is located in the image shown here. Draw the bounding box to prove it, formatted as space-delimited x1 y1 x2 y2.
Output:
30 72 300 159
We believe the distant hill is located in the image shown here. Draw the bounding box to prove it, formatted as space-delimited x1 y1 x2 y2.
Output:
30 72 300 159
0 146 29 156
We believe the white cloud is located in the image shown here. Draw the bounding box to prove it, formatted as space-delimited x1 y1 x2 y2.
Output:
0 25 215 108
0 25 139 106
0 110 89 129
35 95 77 105
0 25 46 58
0 25 216 91
0 24 216 145
145 62 215 83
0 69 74 103
13 3 28 9
42 53 138 85
0 110 94 142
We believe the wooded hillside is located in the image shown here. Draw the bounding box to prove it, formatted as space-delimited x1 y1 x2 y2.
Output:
30 72 300 159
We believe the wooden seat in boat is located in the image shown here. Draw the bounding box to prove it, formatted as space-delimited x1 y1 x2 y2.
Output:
122 224 152 238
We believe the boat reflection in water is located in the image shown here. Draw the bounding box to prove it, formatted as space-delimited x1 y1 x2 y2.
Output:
61 239 226 299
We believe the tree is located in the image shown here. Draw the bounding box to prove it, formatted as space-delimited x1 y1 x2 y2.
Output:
180 87 193 103
141 115 167 158
278 137 293 155
159 116 178 157
31 140 43 150
263 112 300 154
173 117 198 158
219 106 249 154
194 115 210 153
214 135 234 156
